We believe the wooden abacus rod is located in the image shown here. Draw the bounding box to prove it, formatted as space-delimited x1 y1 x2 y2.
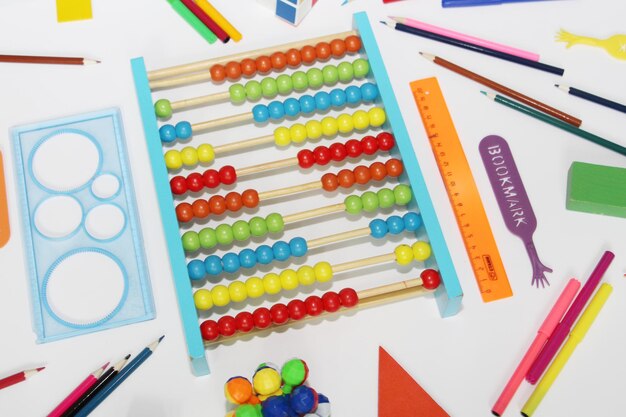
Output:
148 30 358 82
332 253 397 273
236 157 298 177
257 181 321 200
282 203 347 224
213 133 274 154
307 227 370 249
169 91 231 111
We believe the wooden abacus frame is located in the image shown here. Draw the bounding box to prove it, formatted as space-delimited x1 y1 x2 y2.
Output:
131 12 463 376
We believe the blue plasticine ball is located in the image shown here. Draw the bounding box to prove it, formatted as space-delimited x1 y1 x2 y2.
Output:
345 85 362 104
175 121 192 140
204 255 223 276
290 386 318 414
314 394 331 417
289 237 308 257
268 101 285 120
386 215 405 235
369 218 388 238
329 88 347 107
262 396 296 417
239 248 257 269
272 241 291 262
403 212 423 232
361 82 379 102
252 104 270 123
255 245 274 265
299 95 316 114
187 260 206 281
159 124 177 143
222 252 241 273
283 98 301 117
314 91 331 111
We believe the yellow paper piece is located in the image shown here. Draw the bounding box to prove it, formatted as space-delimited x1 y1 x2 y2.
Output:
56 0 93 23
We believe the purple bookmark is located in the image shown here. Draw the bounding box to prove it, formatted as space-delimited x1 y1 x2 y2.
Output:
479 135 552 288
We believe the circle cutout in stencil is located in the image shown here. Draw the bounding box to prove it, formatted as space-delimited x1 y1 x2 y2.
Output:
92 174 121 200
85 204 125 240
31 131 100 192
44 250 127 326
34 196 82 239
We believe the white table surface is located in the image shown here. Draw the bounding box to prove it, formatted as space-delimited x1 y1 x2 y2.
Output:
1 1 625 416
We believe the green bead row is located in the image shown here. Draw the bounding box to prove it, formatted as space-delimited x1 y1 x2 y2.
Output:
228 59 370 104
344 184 413 214
181 213 285 253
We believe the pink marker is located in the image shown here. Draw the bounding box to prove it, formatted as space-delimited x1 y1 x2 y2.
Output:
389 16 540 61
46 362 108 417
491 278 580 416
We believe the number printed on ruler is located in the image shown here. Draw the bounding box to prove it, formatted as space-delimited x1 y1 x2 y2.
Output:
410 77 512 302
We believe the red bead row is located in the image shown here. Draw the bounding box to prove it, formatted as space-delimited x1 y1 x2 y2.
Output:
200 288 359 341
297 132 395 168
321 159 404 191
176 190 260 223
170 165 236 195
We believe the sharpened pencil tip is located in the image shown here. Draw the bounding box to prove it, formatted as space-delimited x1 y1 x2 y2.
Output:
124 354 131 359
379 20 387 26
554 84 560 88
36 367 45 372
480 91 487 95
101 362 110 370
158 335 165 343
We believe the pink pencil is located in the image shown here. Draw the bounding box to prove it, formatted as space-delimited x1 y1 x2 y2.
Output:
491 278 580 417
390 16 540 62
46 363 108 417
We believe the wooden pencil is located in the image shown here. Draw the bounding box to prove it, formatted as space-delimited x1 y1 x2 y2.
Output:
0 367 44 391
0 55 99 65
556 84 626 115
420 52 582 127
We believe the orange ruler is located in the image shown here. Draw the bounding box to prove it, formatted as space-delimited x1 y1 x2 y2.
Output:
0 150 9 248
411 77 512 302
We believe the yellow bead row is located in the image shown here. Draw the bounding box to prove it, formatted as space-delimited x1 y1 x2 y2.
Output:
394 241 432 265
164 143 215 171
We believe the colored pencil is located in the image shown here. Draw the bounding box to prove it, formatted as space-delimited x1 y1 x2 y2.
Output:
47 363 108 417
381 20 564 76
390 16 539 61
483 92 626 158
421 52 581 127
195 0 242 42
0 55 99 65
74 337 164 417
167 0 217 44
521 283 613 417
443 0 551 6
180 0 230 43
61 356 130 417
0 367 45 391
556 84 626 115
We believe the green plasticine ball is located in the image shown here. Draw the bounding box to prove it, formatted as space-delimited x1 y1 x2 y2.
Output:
281 359 309 393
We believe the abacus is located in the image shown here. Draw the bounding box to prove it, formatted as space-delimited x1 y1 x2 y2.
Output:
131 12 463 376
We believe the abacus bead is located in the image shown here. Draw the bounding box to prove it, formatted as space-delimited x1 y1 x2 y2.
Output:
188 260 206 280
330 142 347 161
345 35 362 52
266 213 285 233
321 173 339 191
255 244 273 263
353 59 370 78
210 64 226 82
274 126 291 146
285 48 302 67
250 217 269 237
370 162 387 181
229 281 248 302
242 189 260 208
403 212 422 231
187 173 204 192
339 288 358 307
268 101 285 120
229 84 247 104
216 223 234 245
345 139 362 157
300 45 317 63
329 88 347 107
253 308 272 329
322 291 341 312
377 132 395 150
345 85 362 103
197 144 215 164
170 176 187 194
255 56 272 74
299 95 316 114
176 203 194 222
204 255 223 275
386 159 404 177
297 265 316 286
313 146 331 165
361 82 379 101
182 231 200 251
314 262 333 283
270 304 290 324
270 52 287 70
292 71 308 91
252 104 270 123
352 110 370 130
284 98 300 117
315 42 332 61
288 300 307 320
305 296 324 316
290 237 308 257
272 241 291 261
362 136 378 154
159 124 176 142
305 120 322 140
276 74 293 95
280 269 299 291
369 218 388 238
306 68 324 89
246 277 265 298
235 311 255 333
337 169 355 188
394 184 413 205
200 320 219 341
261 78 279 98
225 192 243 212
378 188 396 209
232 220 251 241
193 288 213 310
218 316 237 336
314 91 331 111
263 273 282 294
211 285 231 307
240 58 257 76
209 195 227 215
203 169 220 188
361 191 379 212
297 149 315 168
330 38 347 57
368 107 387 127
320 116 338 136
199 228 218 249
192 200 210 218
412 241 432 261
395 245 414 266
421 269 441 290
225 61 242 80
337 114 354 133
337 62 354 82
386 215 405 234
239 249 257 269
321 65 339 85
289 124 307 144
353 165 371 184
344 195 363 214
244 80 263 101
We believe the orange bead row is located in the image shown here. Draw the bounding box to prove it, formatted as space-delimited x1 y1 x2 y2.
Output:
321 159 404 191
176 190 260 223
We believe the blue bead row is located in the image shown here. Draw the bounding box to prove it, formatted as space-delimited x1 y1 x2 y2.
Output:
159 121 192 143
251 82 379 123
369 213 422 238
187 237 308 280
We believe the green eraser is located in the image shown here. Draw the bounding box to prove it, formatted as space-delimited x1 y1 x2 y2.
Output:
567 161 626 218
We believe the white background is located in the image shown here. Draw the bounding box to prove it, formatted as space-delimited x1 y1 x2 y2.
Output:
1 1 625 416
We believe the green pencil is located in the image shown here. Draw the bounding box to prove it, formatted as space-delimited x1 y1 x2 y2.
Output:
482 91 626 158
167 0 217 44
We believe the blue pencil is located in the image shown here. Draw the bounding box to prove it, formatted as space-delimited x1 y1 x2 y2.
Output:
556 84 626 115
74 336 164 417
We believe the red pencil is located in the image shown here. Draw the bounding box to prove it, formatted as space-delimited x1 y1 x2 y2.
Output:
179 0 230 43
0 367 45 390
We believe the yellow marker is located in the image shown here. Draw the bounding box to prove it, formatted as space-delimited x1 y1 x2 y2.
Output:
195 0 242 42
521 283 613 417
56 0 93 23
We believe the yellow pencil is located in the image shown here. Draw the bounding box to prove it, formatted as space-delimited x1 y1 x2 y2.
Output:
194 0 242 42
521 283 613 417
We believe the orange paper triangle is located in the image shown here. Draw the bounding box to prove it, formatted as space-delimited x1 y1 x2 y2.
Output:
378 346 450 417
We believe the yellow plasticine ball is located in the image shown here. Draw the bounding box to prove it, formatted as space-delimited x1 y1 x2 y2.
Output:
180 146 199 167
297 265 316 286
321 116 338 137
274 126 291 146
262 273 282 295
289 123 308 144
280 269 299 291
305 120 323 140
211 285 231 307
164 150 182 170
193 289 213 310
228 281 248 303
368 108 386 127
253 367 282 396
245 277 265 298
336 113 354 133
395 244 414 266
314 262 333 283
196 143 215 163
352 110 370 130
412 241 432 262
